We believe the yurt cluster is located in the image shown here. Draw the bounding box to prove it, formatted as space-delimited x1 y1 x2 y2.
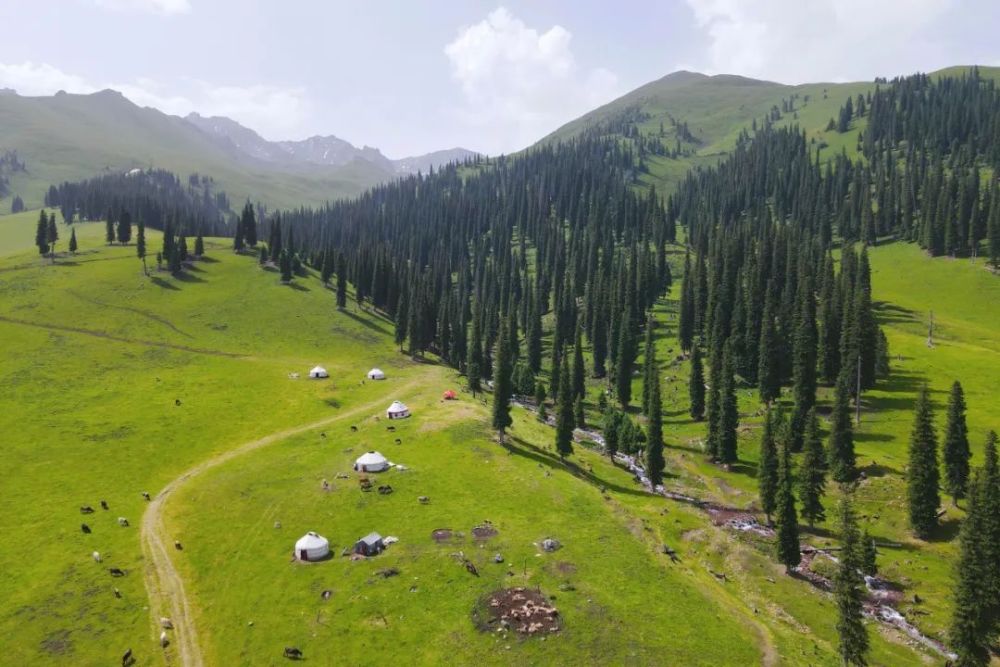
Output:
292 365 408 563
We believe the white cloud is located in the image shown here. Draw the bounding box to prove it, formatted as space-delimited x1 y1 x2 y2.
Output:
684 0 955 83
444 6 620 154
0 61 309 139
92 0 191 16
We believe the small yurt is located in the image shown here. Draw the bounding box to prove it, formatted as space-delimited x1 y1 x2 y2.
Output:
294 531 330 561
367 368 386 380
443 390 457 400
386 400 410 420
309 366 329 379
354 451 390 473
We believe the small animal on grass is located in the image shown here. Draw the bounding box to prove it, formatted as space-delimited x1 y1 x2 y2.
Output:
386 425 395 432
81 523 91 534
141 492 151 501
321 590 332 600
418 496 430 504
92 551 102 563
80 505 95 514
464 560 479 577
113 588 122 599
283 647 303 660
174 399 181 406
174 541 183 550
320 432 326 438
160 617 173 629
117 517 129 527
350 425 358 432
121 648 134 666
160 631 169 648
100 500 109 510
377 485 393 495
394 438 402 445
109 568 126 577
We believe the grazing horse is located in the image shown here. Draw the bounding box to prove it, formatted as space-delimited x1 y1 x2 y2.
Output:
160 631 169 648
117 517 129 527
113 588 122 598
160 617 173 629
80 505 95 514
141 492 151 501
92 551 102 563
174 541 183 550
81 523 91 534
109 568 126 577
283 647 303 660
121 648 133 666
350 425 358 432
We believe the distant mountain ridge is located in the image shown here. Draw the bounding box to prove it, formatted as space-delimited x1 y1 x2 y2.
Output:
0 87 478 210
184 112 477 175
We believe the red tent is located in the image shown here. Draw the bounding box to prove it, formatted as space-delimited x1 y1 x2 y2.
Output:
443 390 457 400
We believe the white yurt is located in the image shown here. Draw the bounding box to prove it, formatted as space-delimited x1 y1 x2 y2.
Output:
294 531 330 561
309 366 329 379
354 451 390 473
386 400 410 420
367 368 386 380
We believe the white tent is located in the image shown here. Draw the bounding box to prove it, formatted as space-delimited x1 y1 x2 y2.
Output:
386 400 410 420
294 531 330 561
367 368 386 380
309 366 329 379
354 451 390 473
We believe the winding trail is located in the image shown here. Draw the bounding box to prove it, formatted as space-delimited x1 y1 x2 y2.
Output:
140 380 420 666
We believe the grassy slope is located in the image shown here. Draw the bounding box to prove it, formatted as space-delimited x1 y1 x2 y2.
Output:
0 91 391 210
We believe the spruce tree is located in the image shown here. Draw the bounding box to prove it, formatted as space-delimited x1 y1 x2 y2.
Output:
194 234 205 257
775 439 801 572
491 314 514 444
790 276 817 451
46 213 59 259
35 210 49 256
688 345 705 420
68 227 78 254
615 318 635 409
116 211 131 245
834 496 869 666
799 408 827 527
717 342 739 464
758 405 779 525
105 216 115 245
907 387 940 539
535 381 547 421
828 375 857 484
943 380 971 503
858 529 877 577
645 369 665 487
977 431 1000 623
757 287 781 404
642 316 655 415
572 327 586 400
467 302 484 394
136 220 147 275
950 468 991 667
555 355 574 460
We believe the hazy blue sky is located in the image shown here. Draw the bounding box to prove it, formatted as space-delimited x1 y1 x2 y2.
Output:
1 1 998 156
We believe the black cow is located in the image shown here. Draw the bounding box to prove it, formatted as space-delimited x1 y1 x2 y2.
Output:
283 647 303 660
80 505 94 514
100 500 109 510
81 523 91 534
109 568 126 577
121 647 134 666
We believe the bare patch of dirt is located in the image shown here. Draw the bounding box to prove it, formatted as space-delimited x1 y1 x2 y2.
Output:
40 630 72 656
473 588 561 636
432 528 454 543
554 561 577 575
471 524 498 540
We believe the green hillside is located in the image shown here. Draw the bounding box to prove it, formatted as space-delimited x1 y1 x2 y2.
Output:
0 90 392 211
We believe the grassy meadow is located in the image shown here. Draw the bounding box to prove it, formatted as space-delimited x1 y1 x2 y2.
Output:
1 202 997 666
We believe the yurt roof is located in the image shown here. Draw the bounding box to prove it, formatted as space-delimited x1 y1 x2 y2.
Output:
355 451 387 466
310 366 327 374
295 531 329 549
368 367 384 375
387 400 408 412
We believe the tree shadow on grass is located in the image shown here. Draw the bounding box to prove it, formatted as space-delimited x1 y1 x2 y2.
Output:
504 435 655 498
287 281 310 292
150 276 180 291
854 430 895 443
728 461 759 479
341 309 391 336
925 518 961 543
196 255 220 263
174 271 206 284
